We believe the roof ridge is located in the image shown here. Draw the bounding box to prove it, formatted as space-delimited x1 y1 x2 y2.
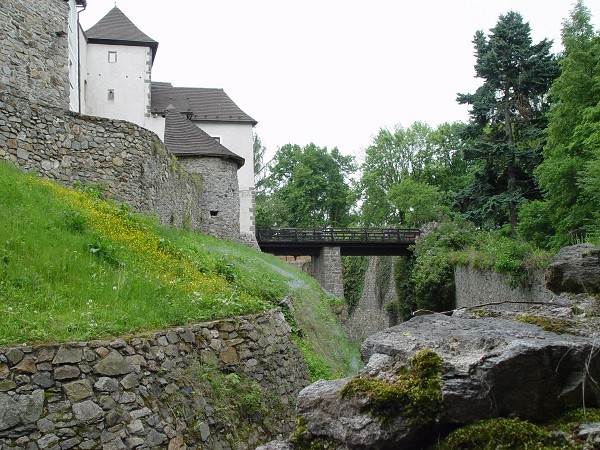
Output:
85 6 159 61
151 82 257 125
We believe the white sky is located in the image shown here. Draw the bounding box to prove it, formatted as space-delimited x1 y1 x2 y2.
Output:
79 1 600 162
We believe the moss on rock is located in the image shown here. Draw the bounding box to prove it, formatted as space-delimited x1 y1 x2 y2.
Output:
435 418 569 449
340 349 443 425
290 417 338 450
516 314 572 335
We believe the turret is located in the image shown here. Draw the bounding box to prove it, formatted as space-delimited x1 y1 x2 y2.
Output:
82 6 158 126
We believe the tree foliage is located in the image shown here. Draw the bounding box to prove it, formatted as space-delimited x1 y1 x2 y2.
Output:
257 143 356 228
360 122 469 226
531 1 600 246
456 11 558 233
388 179 449 227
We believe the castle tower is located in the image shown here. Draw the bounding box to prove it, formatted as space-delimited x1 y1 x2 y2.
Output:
82 6 157 127
163 105 245 240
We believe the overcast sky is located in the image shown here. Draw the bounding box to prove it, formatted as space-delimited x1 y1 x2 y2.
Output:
79 1 600 162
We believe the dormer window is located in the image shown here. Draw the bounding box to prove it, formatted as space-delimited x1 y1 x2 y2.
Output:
108 51 117 63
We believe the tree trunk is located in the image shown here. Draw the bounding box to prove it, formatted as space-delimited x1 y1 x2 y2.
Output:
503 88 518 235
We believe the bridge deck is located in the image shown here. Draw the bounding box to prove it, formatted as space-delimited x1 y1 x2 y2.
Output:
256 227 420 256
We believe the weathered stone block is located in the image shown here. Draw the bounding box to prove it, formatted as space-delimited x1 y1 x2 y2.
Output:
54 365 80 380
62 380 93 403
52 348 82 365
93 351 131 376
72 400 103 423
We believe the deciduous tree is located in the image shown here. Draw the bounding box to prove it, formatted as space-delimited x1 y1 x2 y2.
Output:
258 143 356 228
360 122 469 226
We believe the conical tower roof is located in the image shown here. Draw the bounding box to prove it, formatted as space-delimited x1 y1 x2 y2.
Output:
85 6 158 61
163 105 245 168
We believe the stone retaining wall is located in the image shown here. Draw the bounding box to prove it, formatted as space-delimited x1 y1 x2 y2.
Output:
455 266 554 310
0 310 309 450
0 92 206 232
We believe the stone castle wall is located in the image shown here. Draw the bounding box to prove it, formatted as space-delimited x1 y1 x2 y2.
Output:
0 0 244 240
0 310 309 449
0 0 70 110
455 266 553 310
0 91 208 232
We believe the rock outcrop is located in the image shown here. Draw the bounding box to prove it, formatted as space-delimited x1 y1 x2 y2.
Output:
272 314 600 449
546 243 600 294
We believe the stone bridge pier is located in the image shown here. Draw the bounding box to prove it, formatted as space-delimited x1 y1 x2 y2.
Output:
311 246 344 298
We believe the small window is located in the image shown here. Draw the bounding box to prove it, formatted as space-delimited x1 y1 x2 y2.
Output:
108 51 117 63
213 136 221 143
210 211 219 217
107 89 115 101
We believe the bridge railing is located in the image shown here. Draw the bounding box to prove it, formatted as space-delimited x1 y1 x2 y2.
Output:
255 227 420 244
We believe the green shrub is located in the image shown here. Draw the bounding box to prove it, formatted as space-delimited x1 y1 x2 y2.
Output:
518 200 555 249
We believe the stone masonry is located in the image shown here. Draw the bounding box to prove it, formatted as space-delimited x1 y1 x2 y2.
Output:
0 0 70 110
178 156 240 240
455 266 553 310
311 247 344 298
0 310 310 450
343 256 397 343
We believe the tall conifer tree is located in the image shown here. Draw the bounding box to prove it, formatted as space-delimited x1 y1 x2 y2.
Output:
456 12 558 233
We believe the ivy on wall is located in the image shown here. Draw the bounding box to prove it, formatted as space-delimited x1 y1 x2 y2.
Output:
375 256 393 305
342 256 368 312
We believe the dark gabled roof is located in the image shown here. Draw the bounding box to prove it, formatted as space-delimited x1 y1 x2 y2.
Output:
152 82 257 125
85 6 158 62
163 105 245 168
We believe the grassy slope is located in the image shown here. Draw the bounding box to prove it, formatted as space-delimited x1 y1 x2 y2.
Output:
0 161 359 379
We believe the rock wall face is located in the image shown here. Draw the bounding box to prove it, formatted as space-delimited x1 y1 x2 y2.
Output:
0 310 309 449
178 156 240 240
0 92 206 232
0 0 70 110
455 266 553 310
344 256 396 343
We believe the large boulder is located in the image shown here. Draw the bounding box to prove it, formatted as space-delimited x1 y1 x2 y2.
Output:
545 243 600 294
291 314 600 449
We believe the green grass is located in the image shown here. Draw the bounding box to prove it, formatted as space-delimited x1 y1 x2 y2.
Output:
290 285 363 380
0 160 360 378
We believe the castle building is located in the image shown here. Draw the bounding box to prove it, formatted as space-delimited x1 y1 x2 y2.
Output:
64 1 257 242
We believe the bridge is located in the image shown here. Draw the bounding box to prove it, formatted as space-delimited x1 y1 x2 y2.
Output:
256 227 420 256
256 227 420 298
